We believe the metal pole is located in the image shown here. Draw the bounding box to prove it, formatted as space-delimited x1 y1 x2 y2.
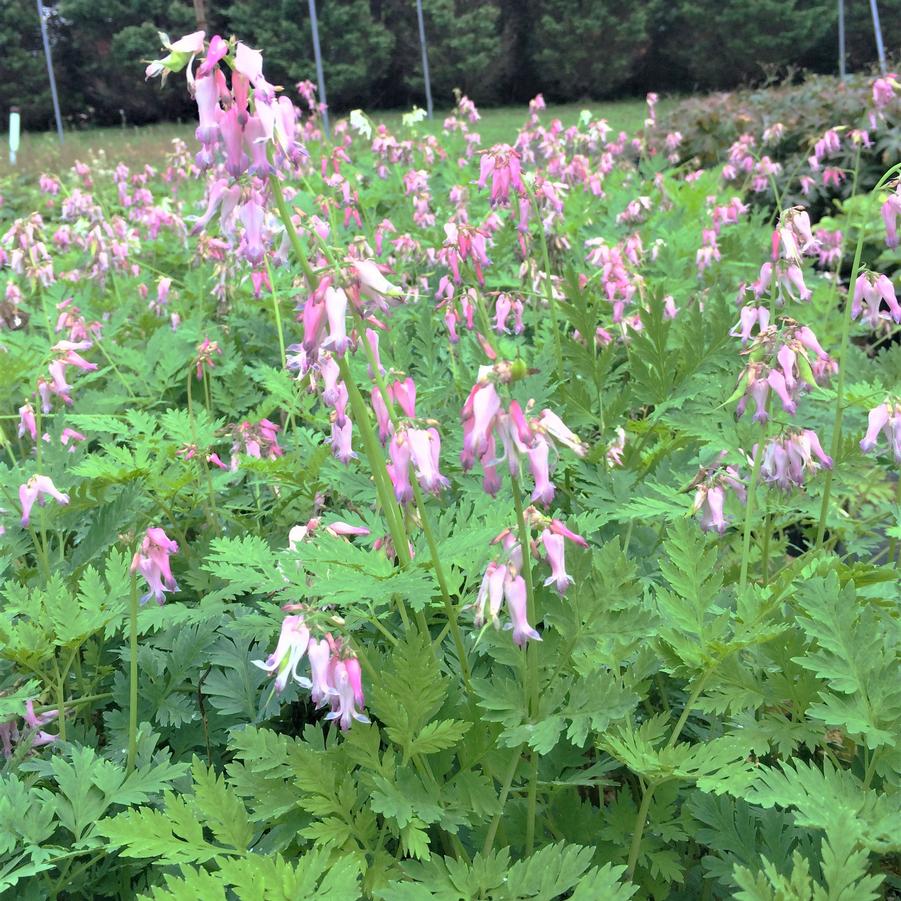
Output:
838 0 846 79
36 0 64 143
307 0 330 137
416 0 434 120
869 0 887 74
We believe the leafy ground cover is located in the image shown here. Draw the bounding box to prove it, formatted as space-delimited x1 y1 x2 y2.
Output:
0 35 899 900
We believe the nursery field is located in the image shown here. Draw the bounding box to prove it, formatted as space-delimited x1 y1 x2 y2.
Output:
0 99 662 180
0 33 899 901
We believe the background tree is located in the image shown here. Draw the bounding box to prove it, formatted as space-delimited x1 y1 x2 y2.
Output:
224 0 394 110
526 0 653 101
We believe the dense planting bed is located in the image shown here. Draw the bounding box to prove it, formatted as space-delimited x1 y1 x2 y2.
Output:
0 35 898 900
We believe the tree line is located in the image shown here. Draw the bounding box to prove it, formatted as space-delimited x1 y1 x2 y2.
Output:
3 0 899 130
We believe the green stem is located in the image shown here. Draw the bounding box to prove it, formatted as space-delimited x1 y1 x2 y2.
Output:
411 480 472 688
525 750 539 855
888 477 901 566
269 168 317 286
265 257 288 370
337 357 415 632
523 180 564 375
739 425 767 592
510 475 541 852
53 661 66 742
482 747 523 856
814 153 899 548
761 510 772 585
354 320 469 683
510 476 539 718
127 567 139 773
626 670 712 879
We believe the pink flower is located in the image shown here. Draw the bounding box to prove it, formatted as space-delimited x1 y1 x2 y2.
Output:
298 637 336 707
504 575 540 647
407 428 449 494
540 531 572 594
130 526 179 605
852 273 901 327
882 186 900 249
18 404 37 441
473 562 507 629
325 657 370 730
253 615 311 693
527 438 554 505
322 287 350 354
860 401 901 462
477 144 524 206
19 475 69 527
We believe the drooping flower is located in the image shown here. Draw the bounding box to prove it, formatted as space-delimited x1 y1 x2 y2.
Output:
477 144 524 207
504 574 540 647
757 430 832 492
130 526 179 605
253 615 311 693
852 272 901 328
860 400 901 462
19 475 69 527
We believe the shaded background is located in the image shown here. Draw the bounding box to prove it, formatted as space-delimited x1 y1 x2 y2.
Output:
2 0 899 130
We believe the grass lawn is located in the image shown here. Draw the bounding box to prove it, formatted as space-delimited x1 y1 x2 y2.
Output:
0 98 670 182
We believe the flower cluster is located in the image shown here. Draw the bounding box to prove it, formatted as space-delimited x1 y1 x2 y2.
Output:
756 429 833 492
253 615 369 730
461 364 588 503
732 316 835 421
470 514 587 646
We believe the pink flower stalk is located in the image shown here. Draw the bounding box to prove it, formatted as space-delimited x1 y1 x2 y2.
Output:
860 400 901 462
351 260 403 309
145 30 205 81
0 701 59 757
752 260 812 305
19 475 69 527
253 615 311 693
477 145 524 206
387 432 414 502
130 526 179 605
330 416 357 464
389 378 417 418
852 272 901 328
